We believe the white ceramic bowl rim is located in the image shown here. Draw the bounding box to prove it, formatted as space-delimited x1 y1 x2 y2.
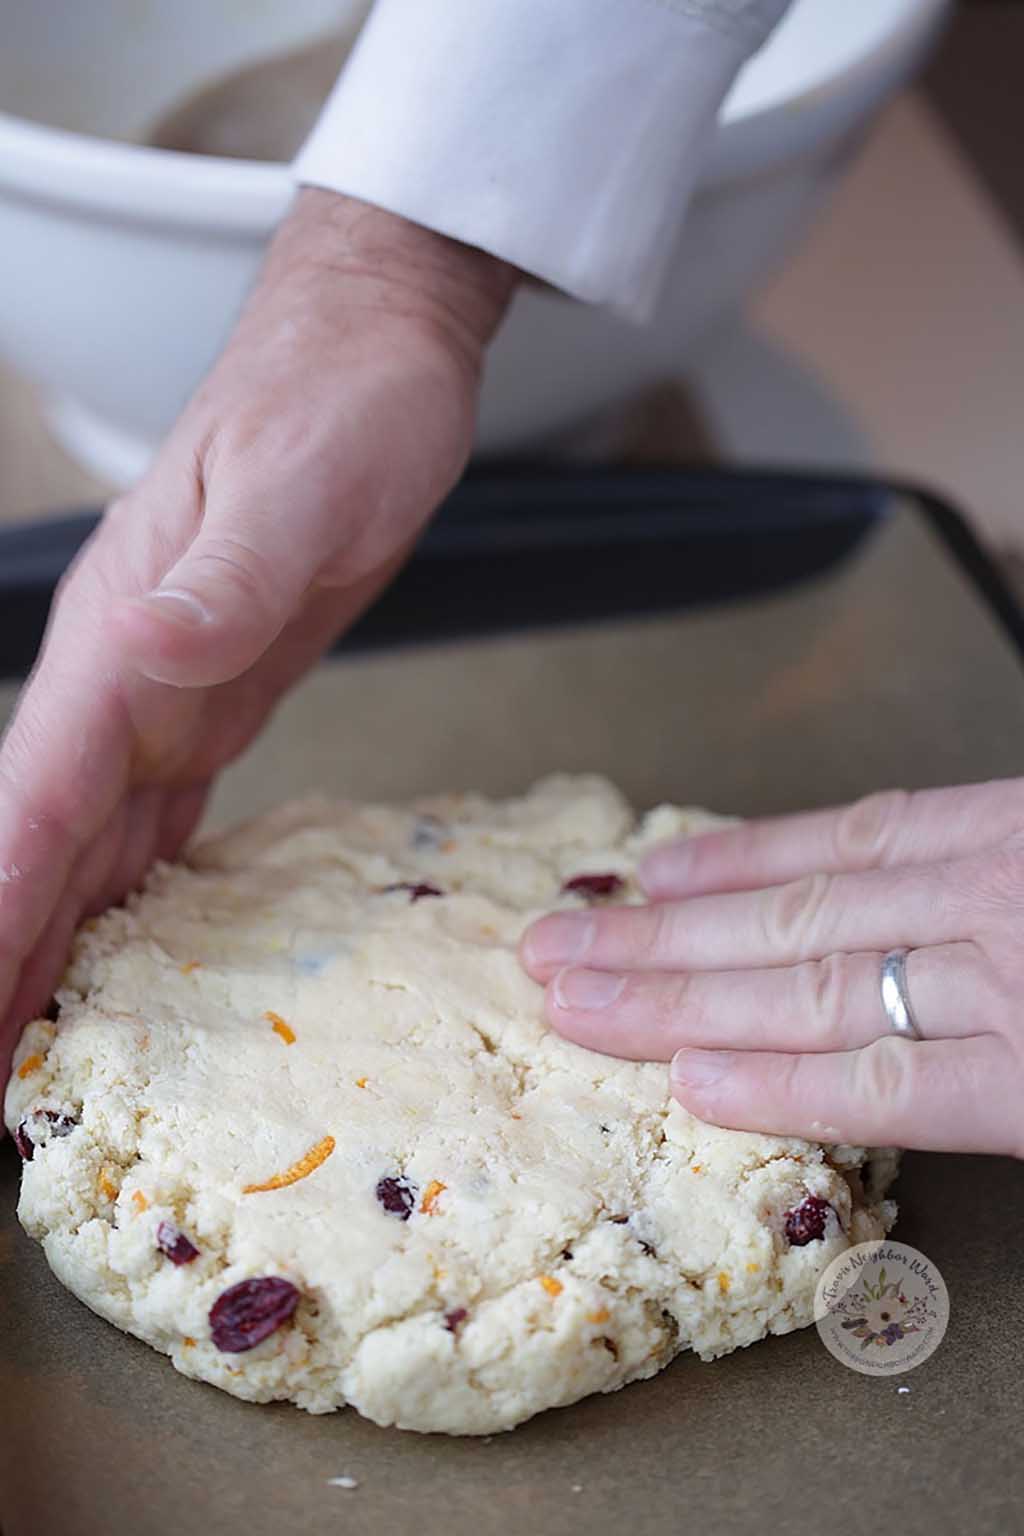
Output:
0 0 945 231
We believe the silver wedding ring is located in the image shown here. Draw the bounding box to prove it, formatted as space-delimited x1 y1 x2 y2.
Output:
880 949 922 1041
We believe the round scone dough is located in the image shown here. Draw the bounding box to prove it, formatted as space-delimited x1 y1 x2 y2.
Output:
4 776 899 1435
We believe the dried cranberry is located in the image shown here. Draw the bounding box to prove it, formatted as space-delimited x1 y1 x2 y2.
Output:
13 1110 77 1162
561 873 624 901
209 1277 300 1352
157 1221 200 1266
375 1175 417 1220
784 1195 832 1246
444 1307 468 1333
384 882 443 903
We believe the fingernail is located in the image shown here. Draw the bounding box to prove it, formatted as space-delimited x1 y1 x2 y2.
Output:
553 968 625 1011
671 1049 732 1090
139 588 211 629
523 914 593 970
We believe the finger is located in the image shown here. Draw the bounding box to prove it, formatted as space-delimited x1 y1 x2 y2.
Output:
89 785 166 917
1 781 188 1087
155 782 210 863
0 787 137 1075
521 863 962 981
668 1034 1019 1157
0 546 408 1079
0 767 112 1055
0 679 158 1068
198 546 417 762
545 943 989 1060
5 884 91 1050
112 517 317 691
112 481 424 692
0 641 132 1007
640 781 1024 899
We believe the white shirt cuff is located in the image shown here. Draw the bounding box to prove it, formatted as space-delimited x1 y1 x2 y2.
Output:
293 0 789 320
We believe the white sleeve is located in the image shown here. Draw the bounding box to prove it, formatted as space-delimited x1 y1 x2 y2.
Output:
293 0 791 320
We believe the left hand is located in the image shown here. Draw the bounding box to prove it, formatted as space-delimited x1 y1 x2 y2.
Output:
0 189 513 1088
520 782 1024 1157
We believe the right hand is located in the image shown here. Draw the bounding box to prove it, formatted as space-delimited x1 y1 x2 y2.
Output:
0 188 515 1085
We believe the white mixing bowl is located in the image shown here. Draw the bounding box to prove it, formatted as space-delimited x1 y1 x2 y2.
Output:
0 0 949 486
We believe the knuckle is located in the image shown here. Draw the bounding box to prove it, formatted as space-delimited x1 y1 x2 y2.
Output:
629 903 683 967
799 953 853 1047
663 833 709 885
761 872 832 955
194 535 284 618
771 1049 809 1110
854 1036 915 1108
661 971 704 1035
832 789 910 869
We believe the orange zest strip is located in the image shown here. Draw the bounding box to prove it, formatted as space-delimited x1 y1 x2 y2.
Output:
746 1262 761 1274
265 1011 296 1045
420 1179 447 1215
98 1167 119 1201
243 1134 335 1194
355 1077 369 1090
690 1164 702 1174
180 962 201 975
182 1336 196 1349
131 1191 149 1214
718 1272 731 1294
17 1053 44 1080
587 1306 610 1325
539 1275 563 1298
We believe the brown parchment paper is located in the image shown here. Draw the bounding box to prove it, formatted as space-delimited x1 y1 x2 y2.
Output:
2 501 1022 1536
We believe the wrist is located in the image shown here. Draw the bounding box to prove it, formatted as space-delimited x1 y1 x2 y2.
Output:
263 187 518 369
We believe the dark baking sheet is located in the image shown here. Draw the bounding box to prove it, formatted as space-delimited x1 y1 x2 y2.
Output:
1 473 1023 1536
0 468 888 679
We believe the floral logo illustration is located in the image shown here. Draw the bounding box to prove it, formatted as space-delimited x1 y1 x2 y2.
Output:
835 1265 932 1350
814 1242 949 1376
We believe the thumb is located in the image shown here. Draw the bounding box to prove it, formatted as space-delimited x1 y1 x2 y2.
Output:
115 480 342 689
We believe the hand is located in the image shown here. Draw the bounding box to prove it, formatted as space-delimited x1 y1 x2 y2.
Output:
0 189 514 1083
521 783 1024 1157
